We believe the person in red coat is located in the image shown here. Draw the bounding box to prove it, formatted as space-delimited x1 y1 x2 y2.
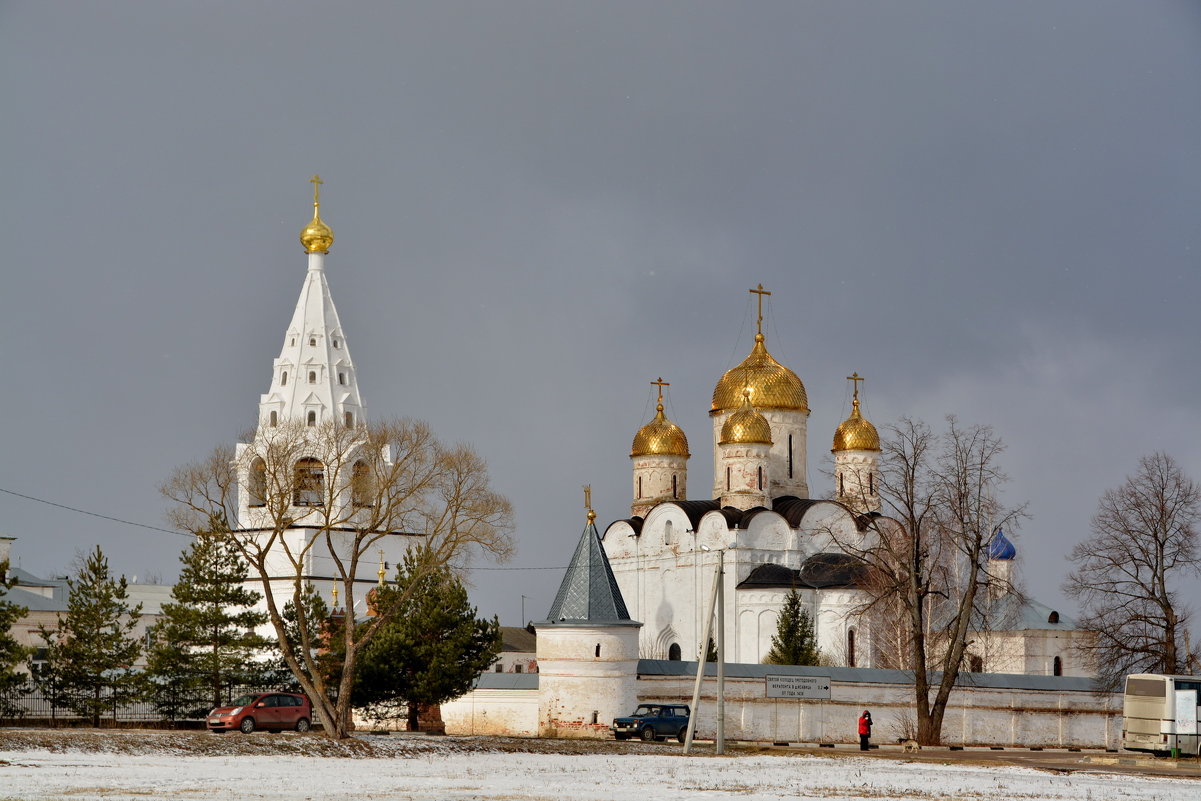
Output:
858 710 873 751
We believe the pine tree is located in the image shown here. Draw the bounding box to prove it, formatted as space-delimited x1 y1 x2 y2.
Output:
145 532 273 718
764 589 820 666
0 561 31 718
34 547 144 726
352 549 500 731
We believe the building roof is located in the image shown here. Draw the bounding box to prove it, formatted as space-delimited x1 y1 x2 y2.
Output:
979 593 1078 632
541 517 638 626
737 553 869 591
499 626 537 653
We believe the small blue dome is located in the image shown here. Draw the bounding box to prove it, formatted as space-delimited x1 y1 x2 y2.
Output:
987 530 1016 561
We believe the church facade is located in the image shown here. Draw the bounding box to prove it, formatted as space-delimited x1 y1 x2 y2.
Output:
602 290 884 667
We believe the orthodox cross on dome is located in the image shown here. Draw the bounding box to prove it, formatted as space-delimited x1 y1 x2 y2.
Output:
749 283 772 336
651 376 670 405
310 175 323 213
847 371 865 401
583 484 595 523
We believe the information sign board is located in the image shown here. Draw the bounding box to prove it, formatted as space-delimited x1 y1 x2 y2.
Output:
765 674 831 700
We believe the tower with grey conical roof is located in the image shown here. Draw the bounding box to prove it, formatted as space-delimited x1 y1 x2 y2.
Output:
535 504 642 738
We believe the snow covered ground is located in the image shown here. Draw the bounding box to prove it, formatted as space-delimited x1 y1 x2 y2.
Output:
0 733 1197 801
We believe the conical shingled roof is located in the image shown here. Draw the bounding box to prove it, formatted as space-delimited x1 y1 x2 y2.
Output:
544 517 636 624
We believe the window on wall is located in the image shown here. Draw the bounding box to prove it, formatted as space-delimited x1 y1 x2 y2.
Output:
637 476 642 499
668 643 682 661
1053 656 1063 676
595 644 601 658
307 411 316 426
309 337 316 346
868 473 874 494
839 473 845 496
281 371 288 386
757 466 763 491
248 458 267 507
269 411 277 427
333 339 340 349
847 628 856 667
308 371 316 384
344 411 353 427
969 654 984 673
293 458 325 506
338 373 345 385
494 663 502 673
726 466 731 491
514 664 523 674
788 434 794 478
664 520 673 545
672 474 678 499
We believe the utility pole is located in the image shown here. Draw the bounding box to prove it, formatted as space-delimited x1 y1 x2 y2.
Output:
685 546 726 755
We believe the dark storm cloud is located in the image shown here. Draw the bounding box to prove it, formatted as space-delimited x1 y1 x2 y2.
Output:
2 1 1199 622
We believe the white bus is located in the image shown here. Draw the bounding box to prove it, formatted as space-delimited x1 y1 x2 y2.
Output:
1122 673 1201 756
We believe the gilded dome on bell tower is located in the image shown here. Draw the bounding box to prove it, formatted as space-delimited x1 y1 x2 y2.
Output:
300 175 335 254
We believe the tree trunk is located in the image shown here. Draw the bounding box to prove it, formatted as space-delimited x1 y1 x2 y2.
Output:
417 703 445 735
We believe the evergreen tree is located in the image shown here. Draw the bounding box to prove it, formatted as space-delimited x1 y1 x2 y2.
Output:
352 549 500 731
0 560 31 718
277 583 344 694
764 589 820 666
34 546 144 726
145 532 273 718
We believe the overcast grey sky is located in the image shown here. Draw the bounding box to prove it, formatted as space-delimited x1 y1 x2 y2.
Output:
3 1 1200 625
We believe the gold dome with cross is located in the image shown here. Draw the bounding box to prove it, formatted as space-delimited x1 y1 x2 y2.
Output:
300 175 335 253
711 284 808 414
832 372 880 452
631 378 690 457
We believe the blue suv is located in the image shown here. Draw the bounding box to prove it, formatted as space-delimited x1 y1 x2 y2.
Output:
612 704 691 742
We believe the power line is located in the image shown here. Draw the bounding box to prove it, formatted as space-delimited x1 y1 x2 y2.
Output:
0 486 187 537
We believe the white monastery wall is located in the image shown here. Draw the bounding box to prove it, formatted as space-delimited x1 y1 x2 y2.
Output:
441 689 540 736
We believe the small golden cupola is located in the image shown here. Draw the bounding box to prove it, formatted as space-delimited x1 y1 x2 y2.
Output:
630 378 690 518
832 372 880 452
720 388 773 445
631 378 690 458
300 175 335 254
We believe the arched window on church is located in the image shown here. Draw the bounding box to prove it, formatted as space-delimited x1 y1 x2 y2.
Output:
308 371 317 384
637 476 642 499
968 654 983 672
668 643 682 661
788 434 794 479
1053 656 1063 676
344 411 353 427
309 337 316 346
294 458 325 506
868 472 874 494
338 372 346 385
248 458 267 507
281 371 288 386
351 460 373 508
307 411 316 426
664 520 673 545
846 628 856 667
839 473 845 496
269 411 277 427
333 338 340 349
757 466 763 491
595 643 601 658
672 474 678 499
726 466 731 491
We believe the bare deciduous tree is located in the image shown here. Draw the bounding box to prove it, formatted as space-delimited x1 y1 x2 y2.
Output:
162 419 514 739
834 416 1025 745
1064 452 1200 686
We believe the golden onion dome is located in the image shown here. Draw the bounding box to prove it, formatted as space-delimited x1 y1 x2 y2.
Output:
631 403 690 458
300 175 334 253
720 391 773 445
711 333 808 414
832 396 880 452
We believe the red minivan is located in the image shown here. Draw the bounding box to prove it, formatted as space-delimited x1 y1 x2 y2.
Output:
207 692 312 733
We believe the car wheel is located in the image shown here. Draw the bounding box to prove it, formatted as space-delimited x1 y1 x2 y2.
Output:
296 718 311 733
677 727 688 743
239 717 256 734
640 726 656 742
